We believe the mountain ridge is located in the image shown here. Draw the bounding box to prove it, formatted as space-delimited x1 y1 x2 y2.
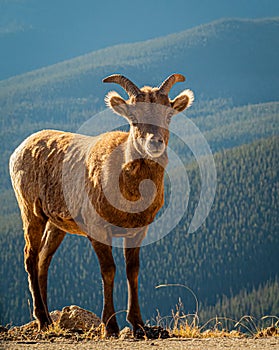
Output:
1 17 279 105
1 17 278 80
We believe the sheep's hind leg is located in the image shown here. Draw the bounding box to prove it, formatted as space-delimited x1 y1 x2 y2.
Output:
88 237 119 338
38 222 66 320
23 212 50 330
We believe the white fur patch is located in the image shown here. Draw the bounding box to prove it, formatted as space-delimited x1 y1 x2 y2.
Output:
177 89 195 109
104 91 122 109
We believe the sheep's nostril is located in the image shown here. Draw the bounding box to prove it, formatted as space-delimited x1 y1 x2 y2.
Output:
150 140 161 148
147 138 165 156
150 137 164 146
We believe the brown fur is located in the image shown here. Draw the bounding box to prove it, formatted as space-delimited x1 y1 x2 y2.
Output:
9 74 194 337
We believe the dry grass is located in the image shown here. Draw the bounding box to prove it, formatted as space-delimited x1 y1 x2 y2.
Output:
1 315 278 343
154 284 279 340
1 284 278 342
0 320 105 342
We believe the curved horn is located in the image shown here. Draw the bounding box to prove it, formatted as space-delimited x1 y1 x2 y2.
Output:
159 73 186 95
103 74 141 97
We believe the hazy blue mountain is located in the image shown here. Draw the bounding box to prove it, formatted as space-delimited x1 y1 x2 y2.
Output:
1 0 279 79
1 17 279 110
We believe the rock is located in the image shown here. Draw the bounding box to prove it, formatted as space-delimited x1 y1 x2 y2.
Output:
50 310 62 323
58 305 101 332
119 327 133 340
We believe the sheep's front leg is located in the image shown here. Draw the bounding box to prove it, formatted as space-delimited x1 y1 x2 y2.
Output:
89 237 119 337
124 232 146 335
124 246 144 334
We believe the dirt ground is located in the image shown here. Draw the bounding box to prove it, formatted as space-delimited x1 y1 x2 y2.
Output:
1 337 279 350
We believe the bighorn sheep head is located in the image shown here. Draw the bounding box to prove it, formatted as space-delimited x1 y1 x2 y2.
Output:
103 73 194 158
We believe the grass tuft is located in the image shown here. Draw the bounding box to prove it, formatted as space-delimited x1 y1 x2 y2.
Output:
154 283 279 339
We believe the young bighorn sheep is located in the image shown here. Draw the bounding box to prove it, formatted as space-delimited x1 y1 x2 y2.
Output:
9 73 194 337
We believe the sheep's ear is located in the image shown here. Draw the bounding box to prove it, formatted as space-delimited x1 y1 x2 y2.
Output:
171 89 194 114
105 91 129 117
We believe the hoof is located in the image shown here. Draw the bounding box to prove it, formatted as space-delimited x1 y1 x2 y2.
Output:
105 324 120 338
37 318 52 332
105 329 120 338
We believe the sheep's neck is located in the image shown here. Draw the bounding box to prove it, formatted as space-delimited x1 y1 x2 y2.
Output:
121 137 166 202
119 158 164 205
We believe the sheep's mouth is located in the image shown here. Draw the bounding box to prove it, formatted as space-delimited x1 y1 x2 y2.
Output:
145 142 165 158
133 137 166 159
